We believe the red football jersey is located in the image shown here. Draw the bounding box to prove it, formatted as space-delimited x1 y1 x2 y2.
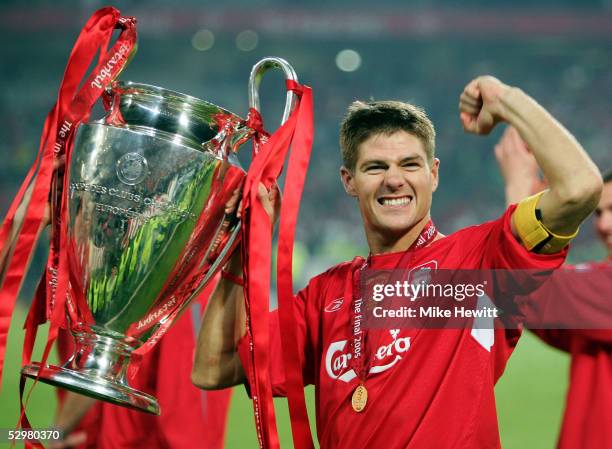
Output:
239 206 566 449
57 278 232 449
523 260 612 449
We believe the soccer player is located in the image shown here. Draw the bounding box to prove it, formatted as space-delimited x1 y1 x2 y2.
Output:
495 126 612 449
192 76 603 448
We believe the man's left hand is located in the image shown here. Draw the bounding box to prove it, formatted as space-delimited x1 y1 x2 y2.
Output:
459 75 511 135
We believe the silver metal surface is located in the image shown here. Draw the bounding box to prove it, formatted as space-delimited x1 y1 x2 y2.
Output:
248 57 299 126
22 332 159 414
22 56 301 412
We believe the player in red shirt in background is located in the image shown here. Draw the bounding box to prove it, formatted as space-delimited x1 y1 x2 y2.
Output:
49 277 232 449
192 76 603 448
495 126 612 449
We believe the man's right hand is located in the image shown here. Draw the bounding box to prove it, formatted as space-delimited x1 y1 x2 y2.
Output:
258 182 282 226
225 181 281 225
192 181 282 390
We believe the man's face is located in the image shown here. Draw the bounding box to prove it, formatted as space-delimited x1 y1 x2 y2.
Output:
595 181 612 256
340 130 439 242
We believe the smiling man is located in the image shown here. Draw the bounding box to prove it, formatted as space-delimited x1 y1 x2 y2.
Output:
192 76 603 449
338 102 439 254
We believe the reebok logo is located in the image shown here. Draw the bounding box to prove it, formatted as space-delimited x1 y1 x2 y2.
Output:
324 298 344 313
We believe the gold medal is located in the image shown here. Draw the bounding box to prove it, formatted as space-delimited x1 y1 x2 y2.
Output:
351 384 368 412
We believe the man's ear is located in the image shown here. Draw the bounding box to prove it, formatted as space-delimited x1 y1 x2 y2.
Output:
431 158 440 193
340 166 357 197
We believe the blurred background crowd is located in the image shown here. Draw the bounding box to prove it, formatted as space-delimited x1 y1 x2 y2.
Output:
1 1 611 447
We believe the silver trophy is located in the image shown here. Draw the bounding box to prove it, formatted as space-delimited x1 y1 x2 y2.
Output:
22 57 298 414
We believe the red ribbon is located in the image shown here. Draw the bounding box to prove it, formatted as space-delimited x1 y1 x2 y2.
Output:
276 82 315 449
0 7 136 448
241 80 315 449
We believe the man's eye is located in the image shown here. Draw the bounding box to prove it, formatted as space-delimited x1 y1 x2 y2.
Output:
402 163 420 169
366 165 384 172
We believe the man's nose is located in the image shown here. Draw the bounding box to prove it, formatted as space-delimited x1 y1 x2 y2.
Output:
383 166 405 190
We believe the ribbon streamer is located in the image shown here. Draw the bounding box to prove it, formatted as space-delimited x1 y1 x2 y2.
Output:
0 7 137 448
241 80 315 449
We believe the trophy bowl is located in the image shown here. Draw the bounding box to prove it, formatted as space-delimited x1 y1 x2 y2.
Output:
21 57 298 414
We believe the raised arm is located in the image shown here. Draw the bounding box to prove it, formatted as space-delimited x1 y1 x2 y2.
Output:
191 183 280 390
191 249 247 390
460 76 602 239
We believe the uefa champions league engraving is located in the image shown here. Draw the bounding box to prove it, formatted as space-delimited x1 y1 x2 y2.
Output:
21 57 298 414
116 152 148 185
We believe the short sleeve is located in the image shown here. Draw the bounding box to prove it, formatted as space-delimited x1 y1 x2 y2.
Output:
483 205 567 270
517 264 612 346
461 206 569 322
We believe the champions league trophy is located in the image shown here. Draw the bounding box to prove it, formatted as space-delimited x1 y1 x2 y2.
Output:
21 57 298 414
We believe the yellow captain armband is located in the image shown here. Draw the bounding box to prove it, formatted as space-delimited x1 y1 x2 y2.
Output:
512 191 579 254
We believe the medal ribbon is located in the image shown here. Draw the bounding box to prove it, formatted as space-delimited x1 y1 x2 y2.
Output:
347 220 437 384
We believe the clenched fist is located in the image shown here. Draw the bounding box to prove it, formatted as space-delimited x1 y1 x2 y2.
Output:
459 75 512 135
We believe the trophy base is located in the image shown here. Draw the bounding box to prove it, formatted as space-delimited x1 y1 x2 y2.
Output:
22 362 160 415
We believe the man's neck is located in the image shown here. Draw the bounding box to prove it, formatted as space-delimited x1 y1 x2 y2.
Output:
368 214 432 255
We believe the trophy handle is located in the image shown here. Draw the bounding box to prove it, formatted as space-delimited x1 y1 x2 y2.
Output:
248 57 299 126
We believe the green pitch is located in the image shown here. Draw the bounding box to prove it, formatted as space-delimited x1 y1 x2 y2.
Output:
0 305 568 449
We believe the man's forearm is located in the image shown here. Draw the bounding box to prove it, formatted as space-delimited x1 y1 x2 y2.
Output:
192 252 247 389
499 88 602 233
